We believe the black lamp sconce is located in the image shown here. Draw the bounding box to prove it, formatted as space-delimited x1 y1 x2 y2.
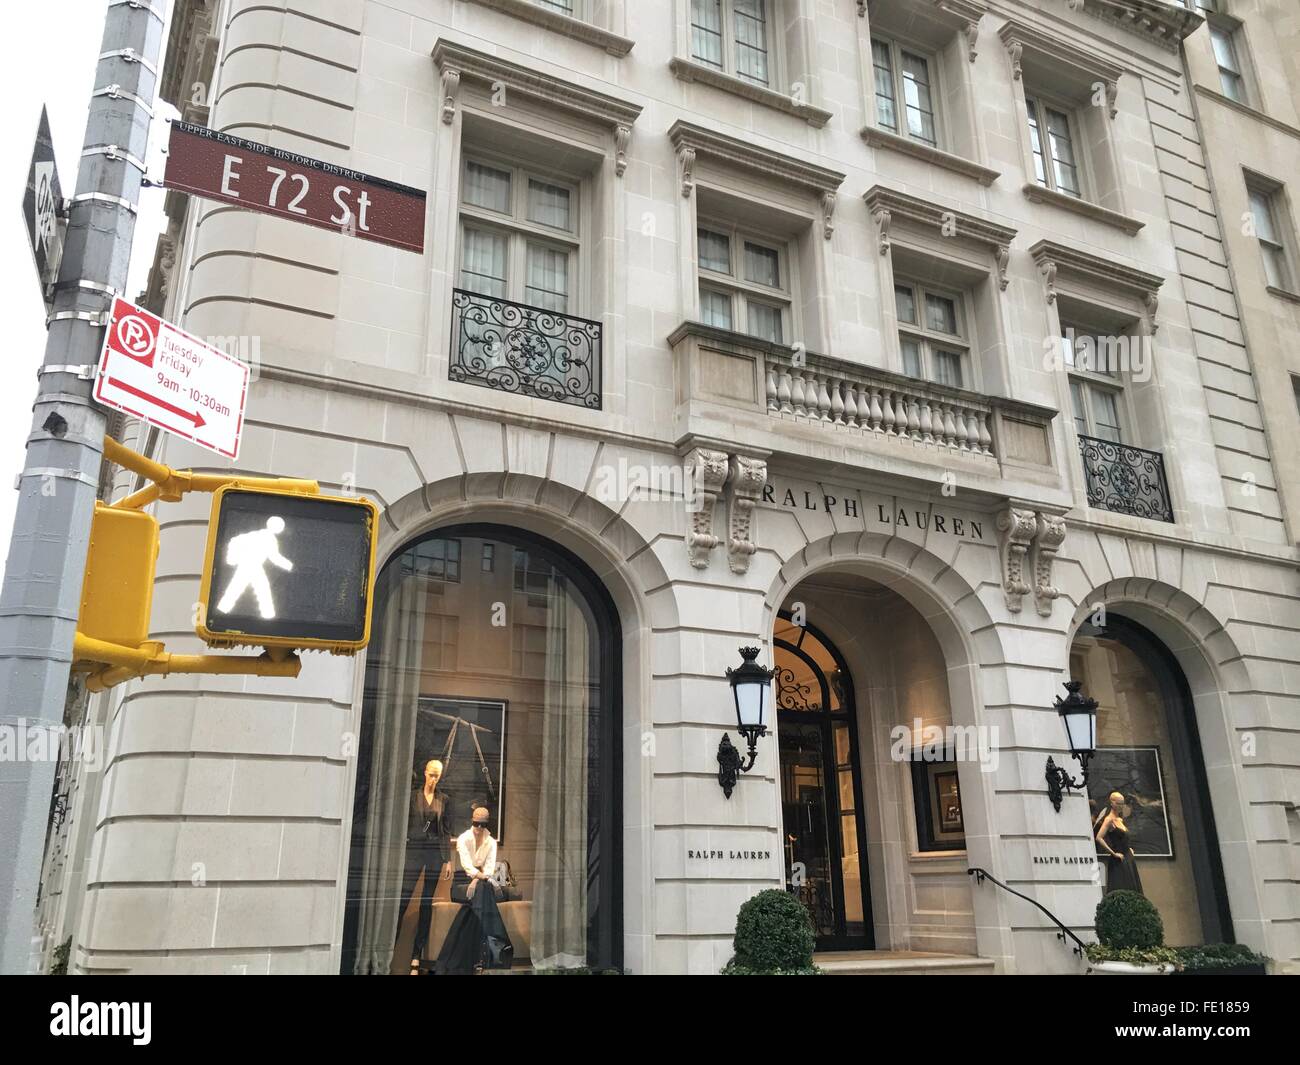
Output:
717 647 775 799
1045 680 1098 812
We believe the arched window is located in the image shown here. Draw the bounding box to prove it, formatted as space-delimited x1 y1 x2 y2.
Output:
341 525 621 974
1072 614 1233 946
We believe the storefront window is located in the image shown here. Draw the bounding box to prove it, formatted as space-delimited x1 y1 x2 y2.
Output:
1072 617 1231 947
341 526 619 974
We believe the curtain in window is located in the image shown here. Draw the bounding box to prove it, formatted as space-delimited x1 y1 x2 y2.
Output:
744 242 780 288
528 179 572 231
748 300 782 343
700 288 733 329
734 0 769 84
462 228 507 298
526 244 569 312
900 52 935 144
463 162 511 213
351 572 427 975
872 40 897 131
698 229 731 274
532 580 591 969
691 0 723 68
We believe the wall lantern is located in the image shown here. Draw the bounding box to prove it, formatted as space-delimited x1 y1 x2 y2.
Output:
717 646 775 799
1045 680 1098 812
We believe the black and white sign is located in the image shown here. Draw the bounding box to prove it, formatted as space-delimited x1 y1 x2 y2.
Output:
22 106 64 309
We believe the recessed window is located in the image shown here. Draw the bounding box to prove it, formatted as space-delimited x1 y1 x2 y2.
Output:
1062 319 1127 444
459 156 579 314
871 38 938 147
1247 183 1293 291
1025 95 1081 198
1209 23 1247 103
691 0 771 86
698 225 790 343
894 280 968 388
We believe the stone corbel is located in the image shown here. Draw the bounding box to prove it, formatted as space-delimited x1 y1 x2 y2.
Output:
1040 259 1058 304
1105 79 1118 120
996 245 1010 292
727 456 767 575
686 447 729 569
1031 513 1067 617
871 206 891 256
857 0 866 15
440 68 461 124
615 125 631 177
821 191 837 240
996 505 1037 613
679 146 696 199
1145 291 1159 334
962 17 981 63
1006 40 1023 80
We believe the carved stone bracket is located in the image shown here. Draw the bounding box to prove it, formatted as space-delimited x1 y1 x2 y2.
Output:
962 17 981 62
871 206 891 256
615 125 631 177
1031 513 1067 617
686 448 728 569
996 245 1010 291
821 191 837 240
1104 79 1119 120
679 146 696 199
1006 40 1023 80
440 68 461 124
1040 259 1058 304
727 456 768 574
996 505 1037 614
998 504 1068 616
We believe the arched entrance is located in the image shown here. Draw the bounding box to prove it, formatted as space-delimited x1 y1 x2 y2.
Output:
340 523 621 974
1072 612 1234 945
774 614 872 950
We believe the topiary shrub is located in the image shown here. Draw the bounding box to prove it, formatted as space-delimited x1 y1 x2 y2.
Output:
1095 890 1164 951
723 889 817 974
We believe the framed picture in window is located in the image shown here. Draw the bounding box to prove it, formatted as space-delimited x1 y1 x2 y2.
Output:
1087 746 1172 858
414 697 508 842
910 753 966 851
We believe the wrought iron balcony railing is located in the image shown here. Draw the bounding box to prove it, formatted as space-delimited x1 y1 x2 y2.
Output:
450 288 602 410
1077 435 1174 523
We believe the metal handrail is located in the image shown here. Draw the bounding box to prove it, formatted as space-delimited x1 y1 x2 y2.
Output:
967 867 1090 958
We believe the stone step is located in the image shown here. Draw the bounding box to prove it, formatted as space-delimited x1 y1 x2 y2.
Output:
814 950 996 975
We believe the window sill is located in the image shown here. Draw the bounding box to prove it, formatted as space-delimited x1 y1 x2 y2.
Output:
456 0 634 57
1021 183 1144 236
861 126 999 187
1266 285 1300 305
669 57 833 128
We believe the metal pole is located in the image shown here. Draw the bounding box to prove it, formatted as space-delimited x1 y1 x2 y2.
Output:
0 0 164 974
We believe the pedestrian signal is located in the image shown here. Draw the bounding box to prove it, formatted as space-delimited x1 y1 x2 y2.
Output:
197 485 379 652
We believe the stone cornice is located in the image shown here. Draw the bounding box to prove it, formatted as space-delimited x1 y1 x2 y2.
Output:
1073 0 1204 55
431 38 643 130
998 17 1124 98
455 0 635 57
1029 239 1164 308
1022 182 1144 236
863 184 1018 257
668 58 833 128
861 126 1000 186
669 120 846 236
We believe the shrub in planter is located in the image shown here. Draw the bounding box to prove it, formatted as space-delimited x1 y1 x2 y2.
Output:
1172 944 1269 975
1095 890 1164 950
722 889 818 975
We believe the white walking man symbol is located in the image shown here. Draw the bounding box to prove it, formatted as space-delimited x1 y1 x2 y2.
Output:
216 516 294 619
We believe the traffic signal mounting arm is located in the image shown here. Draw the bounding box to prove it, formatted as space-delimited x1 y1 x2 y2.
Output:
73 437 323 692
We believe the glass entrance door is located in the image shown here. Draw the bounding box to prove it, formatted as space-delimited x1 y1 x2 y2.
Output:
774 617 872 950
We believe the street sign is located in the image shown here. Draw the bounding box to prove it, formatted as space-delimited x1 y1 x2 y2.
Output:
162 120 427 253
23 106 64 310
197 485 380 653
93 297 249 460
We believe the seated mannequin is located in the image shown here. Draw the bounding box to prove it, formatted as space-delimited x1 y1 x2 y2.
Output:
434 806 514 974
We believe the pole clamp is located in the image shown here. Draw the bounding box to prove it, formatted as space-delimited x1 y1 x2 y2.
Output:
109 0 166 21
46 310 110 329
81 144 149 174
52 279 118 299
67 191 138 215
37 365 97 382
98 48 159 78
92 84 154 117
15 468 101 491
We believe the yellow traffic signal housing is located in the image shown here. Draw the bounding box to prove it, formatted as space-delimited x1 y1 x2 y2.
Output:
78 503 159 650
196 484 380 653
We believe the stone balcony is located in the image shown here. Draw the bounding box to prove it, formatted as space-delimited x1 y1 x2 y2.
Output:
670 322 1067 506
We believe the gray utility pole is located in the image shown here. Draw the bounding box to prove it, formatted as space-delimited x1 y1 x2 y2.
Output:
0 0 164 974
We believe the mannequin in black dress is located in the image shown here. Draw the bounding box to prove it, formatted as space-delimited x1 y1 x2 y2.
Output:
1095 790 1143 895
396 758 455 973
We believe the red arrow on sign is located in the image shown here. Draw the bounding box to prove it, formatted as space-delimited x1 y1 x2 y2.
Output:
106 376 207 428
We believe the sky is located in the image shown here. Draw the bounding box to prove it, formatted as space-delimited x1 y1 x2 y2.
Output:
0 2 174 584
